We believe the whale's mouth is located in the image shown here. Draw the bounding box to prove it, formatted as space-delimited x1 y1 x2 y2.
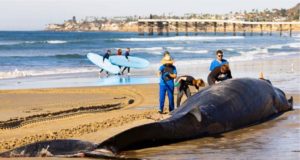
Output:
0 139 97 158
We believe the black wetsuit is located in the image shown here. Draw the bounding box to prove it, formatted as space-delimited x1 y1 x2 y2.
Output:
176 75 196 108
103 53 110 62
100 53 110 74
207 66 232 85
122 51 130 74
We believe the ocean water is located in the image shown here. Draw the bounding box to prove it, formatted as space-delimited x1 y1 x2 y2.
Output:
0 31 299 90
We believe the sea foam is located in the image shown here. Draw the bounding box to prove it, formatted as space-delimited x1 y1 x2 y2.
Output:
0 67 98 79
47 40 68 44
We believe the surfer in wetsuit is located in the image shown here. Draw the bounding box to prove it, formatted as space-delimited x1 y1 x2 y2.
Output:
117 48 122 56
102 50 111 62
175 75 205 108
116 48 123 72
100 50 111 74
121 48 131 75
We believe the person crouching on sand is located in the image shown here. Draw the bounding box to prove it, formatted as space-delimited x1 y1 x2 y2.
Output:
175 75 205 108
158 53 177 114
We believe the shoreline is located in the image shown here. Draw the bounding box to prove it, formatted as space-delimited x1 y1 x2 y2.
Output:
0 56 299 92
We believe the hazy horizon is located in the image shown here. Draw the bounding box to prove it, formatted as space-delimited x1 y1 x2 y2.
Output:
0 0 299 31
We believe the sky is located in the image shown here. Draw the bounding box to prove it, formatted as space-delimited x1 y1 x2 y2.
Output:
0 0 298 30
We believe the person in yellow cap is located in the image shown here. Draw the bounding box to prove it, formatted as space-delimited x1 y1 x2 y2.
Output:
158 52 177 114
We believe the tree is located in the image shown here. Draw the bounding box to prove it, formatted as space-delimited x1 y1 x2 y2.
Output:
280 9 287 17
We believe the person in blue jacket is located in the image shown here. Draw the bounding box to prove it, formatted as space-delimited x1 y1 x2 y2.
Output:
158 52 177 114
209 50 228 71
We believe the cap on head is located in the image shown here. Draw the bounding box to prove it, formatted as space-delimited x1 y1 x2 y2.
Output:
163 51 170 56
161 54 173 64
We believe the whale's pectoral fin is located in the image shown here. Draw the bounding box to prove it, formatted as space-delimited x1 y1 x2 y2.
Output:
83 149 117 159
288 96 293 110
190 106 202 122
37 145 53 157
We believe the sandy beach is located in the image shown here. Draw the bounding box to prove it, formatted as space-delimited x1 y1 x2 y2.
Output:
0 84 299 159
0 57 299 159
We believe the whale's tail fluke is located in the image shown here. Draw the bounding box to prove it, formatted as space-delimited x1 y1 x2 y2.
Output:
97 113 202 154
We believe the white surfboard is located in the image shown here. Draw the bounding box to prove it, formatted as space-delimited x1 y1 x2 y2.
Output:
109 56 150 69
87 53 120 74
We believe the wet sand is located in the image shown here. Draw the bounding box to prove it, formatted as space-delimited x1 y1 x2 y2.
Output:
125 106 300 160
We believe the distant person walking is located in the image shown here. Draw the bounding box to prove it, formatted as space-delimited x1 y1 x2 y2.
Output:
158 54 177 114
207 64 232 85
116 48 123 71
209 50 228 71
100 50 111 74
102 49 111 62
117 48 122 56
175 75 205 108
122 48 131 75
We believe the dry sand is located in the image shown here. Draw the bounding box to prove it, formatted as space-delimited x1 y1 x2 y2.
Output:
0 84 175 152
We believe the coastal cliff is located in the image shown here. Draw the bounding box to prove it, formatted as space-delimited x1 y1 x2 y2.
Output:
46 3 300 32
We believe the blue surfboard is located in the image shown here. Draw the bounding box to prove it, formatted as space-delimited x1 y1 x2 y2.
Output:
109 56 150 69
87 53 120 74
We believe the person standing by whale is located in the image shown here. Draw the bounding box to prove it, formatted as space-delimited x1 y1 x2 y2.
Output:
209 50 228 71
158 52 177 114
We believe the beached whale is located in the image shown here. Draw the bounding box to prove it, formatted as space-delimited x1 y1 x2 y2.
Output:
0 78 293 158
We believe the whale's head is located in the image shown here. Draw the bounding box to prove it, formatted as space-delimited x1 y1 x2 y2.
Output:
273 87 293 112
